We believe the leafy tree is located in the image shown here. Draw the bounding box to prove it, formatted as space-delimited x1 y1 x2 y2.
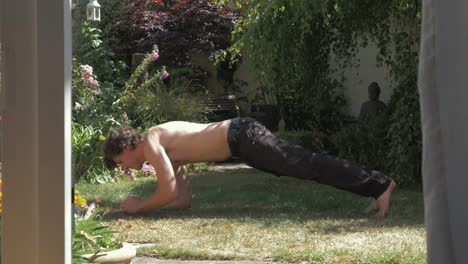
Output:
221 0 422 185
110 0 240 67
221 1 350 131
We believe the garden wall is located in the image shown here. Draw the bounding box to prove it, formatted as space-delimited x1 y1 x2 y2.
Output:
192 40 394 119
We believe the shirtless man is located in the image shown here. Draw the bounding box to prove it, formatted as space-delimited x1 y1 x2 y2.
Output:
104 117 396 216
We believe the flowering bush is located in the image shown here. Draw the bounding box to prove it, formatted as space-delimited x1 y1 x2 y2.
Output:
73 44 207 183
159 68 170 80
72 59 129 183
72 60 106 125
123 45 169 93
73 20 128 87
118 45 208 128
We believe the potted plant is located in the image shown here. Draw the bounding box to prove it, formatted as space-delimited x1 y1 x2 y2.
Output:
73 191 136 264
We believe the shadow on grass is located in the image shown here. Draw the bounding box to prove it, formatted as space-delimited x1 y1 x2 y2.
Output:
83 167 425 232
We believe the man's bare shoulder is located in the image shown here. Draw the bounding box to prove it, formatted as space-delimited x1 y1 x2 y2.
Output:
143 126 165 149
146 125 163 136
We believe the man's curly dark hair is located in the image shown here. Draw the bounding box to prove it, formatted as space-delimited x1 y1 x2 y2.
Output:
103 127 143 170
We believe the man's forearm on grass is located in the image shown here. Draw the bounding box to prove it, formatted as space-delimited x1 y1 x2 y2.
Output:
162 195 191 209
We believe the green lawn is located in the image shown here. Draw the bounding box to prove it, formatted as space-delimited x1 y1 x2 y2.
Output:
77 165 426 264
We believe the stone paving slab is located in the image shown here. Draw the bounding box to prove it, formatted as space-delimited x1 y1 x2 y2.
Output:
211 162 253 171
132 258 284 264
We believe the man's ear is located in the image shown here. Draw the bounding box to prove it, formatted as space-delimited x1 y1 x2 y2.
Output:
122 146 132 154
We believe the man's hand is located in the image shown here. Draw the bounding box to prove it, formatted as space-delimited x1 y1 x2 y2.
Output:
120 196 143 214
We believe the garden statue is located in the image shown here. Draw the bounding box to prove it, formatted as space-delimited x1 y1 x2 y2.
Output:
359 82 386 124
236 96 250 117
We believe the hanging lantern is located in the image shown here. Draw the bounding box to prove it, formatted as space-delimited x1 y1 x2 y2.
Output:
86 0 101 21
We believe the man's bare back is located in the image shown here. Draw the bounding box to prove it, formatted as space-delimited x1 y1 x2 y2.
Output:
154 120 232 166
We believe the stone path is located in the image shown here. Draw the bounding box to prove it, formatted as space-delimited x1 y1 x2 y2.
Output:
132 258 282 264
211 162 253 171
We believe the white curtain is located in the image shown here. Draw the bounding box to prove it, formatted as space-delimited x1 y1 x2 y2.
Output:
418 0 468 263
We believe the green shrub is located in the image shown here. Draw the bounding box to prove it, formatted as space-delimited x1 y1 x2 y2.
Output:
74 20 129 86
119 47 209 128
275 123 389 174
330 122 387 172
275 130 328 154
383 77 422 186
186 162 213 175
126 87 208 127
72 123 114 184
249 104 280 131
73 0 130 85
73 220 120 264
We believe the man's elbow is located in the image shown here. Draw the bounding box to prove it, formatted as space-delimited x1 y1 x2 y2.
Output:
165 185 178 203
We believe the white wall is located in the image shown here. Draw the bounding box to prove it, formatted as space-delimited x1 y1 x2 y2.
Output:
192 43 393 118
191 53 225 96
334 41 394 117
191 53 277 106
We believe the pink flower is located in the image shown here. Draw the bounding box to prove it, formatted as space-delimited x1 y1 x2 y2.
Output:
81 65 94 79
124 168 135 180
80 64 99 87
85 78 99 87
142 163 156 175
122 113 129 122
159 69 169 80
152 51 159 62
91 89 101 95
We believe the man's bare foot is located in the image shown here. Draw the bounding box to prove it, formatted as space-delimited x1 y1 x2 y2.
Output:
376 180 397 217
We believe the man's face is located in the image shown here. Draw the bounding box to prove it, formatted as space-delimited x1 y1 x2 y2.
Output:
113 147 144 171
